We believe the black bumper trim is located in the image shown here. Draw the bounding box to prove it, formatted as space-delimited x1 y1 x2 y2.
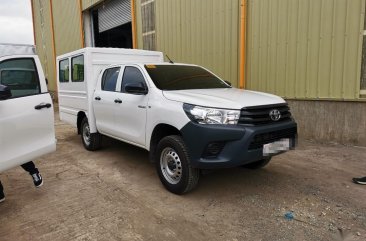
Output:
180 120 297 169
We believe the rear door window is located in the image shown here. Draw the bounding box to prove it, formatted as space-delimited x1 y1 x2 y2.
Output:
0 58 40 98
101 67 120 92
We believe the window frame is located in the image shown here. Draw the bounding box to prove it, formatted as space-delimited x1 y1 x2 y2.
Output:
0 57 42 99
101 66 121 92
71 54 84 82
59 58 70 83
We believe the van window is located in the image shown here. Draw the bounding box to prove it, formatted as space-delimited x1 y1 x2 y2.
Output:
0 58 40 98
121 66 147 93
102 67 120 91
59 59 69 82
72 55 84 82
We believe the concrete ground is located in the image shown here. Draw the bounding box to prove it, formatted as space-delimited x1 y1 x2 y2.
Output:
0 116 365 241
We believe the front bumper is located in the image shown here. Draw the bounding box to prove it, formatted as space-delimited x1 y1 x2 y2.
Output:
180 120 297 169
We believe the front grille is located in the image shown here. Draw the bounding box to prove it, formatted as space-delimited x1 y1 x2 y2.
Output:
238 104 292 126
249 127 297 150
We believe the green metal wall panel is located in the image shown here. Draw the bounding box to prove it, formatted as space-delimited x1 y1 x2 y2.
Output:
32 0 57 93
136 0 144 49
81 0 103 10
155 0 240 87
52 1 83 56
246 0 365 100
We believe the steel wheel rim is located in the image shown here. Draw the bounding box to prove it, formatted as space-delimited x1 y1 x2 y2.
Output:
160 147 182 184
83 122 91 146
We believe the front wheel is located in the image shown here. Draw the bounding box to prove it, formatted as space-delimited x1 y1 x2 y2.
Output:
81 117 102 151
242 157 272 169
155 135 200 194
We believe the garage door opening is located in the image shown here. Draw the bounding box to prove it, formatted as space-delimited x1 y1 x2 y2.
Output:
92 9 132 48
90 0 133 48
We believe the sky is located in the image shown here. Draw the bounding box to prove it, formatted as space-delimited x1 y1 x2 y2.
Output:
0 0 34 45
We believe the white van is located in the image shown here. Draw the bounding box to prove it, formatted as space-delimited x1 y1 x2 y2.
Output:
58 48 297 194
0 44 56 172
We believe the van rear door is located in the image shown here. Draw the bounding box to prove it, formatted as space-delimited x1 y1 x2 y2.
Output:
0 55 56 172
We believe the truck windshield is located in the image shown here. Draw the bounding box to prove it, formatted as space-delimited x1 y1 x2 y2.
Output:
144 65 230 90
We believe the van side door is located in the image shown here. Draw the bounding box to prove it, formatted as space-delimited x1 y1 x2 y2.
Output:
0 56 56 172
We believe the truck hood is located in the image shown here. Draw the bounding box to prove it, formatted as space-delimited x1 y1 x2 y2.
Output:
162 88 285 109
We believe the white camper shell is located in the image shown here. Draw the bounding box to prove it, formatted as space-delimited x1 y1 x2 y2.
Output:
57 47 164 133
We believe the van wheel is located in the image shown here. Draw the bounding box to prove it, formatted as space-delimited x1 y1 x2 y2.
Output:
242 157 272 169
81 117 102 151
155 135 199 194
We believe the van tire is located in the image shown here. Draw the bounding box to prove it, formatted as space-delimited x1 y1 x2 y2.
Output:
242 157 272 169
155 135 199 194
81 117 102 151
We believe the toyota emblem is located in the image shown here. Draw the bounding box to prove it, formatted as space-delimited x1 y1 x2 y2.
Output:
269 109 281 121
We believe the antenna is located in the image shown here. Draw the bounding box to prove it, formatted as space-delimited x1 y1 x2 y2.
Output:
166 55 174 64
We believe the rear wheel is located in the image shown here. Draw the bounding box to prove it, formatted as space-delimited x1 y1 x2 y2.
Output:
242 157 272 169
155 135 200 194
81 117 102 151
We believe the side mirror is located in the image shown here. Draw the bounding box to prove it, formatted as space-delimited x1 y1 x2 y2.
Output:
125 83 148 95
0 84 12 100
224 80 232 86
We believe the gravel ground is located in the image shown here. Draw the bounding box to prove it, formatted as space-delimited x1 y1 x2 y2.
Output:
0 115 365 241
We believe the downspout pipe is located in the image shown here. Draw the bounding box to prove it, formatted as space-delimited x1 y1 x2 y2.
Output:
131 0 137 49
239 0 246 89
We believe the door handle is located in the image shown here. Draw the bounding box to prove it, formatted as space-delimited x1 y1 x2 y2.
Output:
114 99 122 104
35 103 52 110
95 96 101 101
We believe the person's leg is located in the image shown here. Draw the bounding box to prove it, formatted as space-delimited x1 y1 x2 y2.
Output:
21 161 38 175
21 161 43 187
0 180 5 202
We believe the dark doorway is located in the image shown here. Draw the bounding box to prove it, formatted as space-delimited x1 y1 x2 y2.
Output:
92 10 133 48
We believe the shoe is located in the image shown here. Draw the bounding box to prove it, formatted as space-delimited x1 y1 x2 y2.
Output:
0 191 5 203
31 173 43 187
352 176 366 185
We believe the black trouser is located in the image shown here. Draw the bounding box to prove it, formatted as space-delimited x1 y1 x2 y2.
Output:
20 161 39 175
0 161 38 195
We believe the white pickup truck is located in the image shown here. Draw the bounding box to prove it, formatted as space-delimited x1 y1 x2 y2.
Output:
58 48 297 194
0 44 56 173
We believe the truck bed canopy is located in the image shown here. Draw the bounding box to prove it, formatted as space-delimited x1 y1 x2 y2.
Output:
0 43 36 58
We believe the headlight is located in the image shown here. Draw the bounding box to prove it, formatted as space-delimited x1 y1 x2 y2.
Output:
183 103 240 125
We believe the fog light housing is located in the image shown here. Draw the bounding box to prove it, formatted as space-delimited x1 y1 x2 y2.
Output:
202 142 225 158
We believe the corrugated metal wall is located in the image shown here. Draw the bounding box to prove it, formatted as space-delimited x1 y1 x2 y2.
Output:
135 0 144 49
246 0 365 100
32 0 57 93
155 0 240 87
81 0 103 10
52 1 83 56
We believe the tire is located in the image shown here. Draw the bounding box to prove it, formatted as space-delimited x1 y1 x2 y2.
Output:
155 135 200 194
242 157 272 169
81 117 102 151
